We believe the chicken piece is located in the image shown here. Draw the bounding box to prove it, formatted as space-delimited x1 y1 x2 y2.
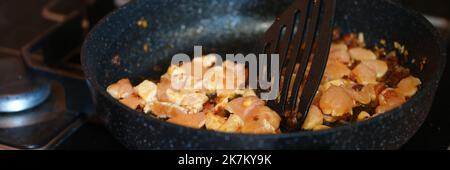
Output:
323 114 338 123
218 88 256 98
302 105 324 130
166 64 190 90
312 90 323 106
375 88 406 114
178 56 225 92
349 47 377 61
149 101 188 118
107 78 134 99
119 94 145 110
373 83 387 97
205 113 227 131
168 112 206 129
329 50 351 64
192 54 217 70
395 76 421 98
183 75 204 92
218 114 244 133
178 55 219 80
324 60 351 81
213 96 230 112
181 57 215 83
329 43 350 64
343 84 376 105
330 43 348 52
357 111 371 122
223 60 246 90
312 125 331 131
243 106 281 130
365 84 380 101
216 89 238 98
157 75 173 102
241 119 277 134
159 74 205 108
241 89 257 97
134 80 158 103
319 86 354 117
224 96 265 119
320 79 352 92
202 66 225 91
161 86 209 114
361 60 388 78
153 79 208 125
165 88 186 105
241 107 279 134
143 102 154 114
352 63 378 85
180 93 209 114
214 89 256 115
378 88 406 106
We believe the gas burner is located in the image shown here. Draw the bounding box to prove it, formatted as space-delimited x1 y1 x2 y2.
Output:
0 50 83 150
0 82 63 129
0 82 83 150
0 53 51 113
0 78 50 113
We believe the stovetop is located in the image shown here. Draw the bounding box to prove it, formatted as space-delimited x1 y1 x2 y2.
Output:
0 0 449 150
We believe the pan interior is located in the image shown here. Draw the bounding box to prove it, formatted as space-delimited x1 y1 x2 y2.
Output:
82 0 445 132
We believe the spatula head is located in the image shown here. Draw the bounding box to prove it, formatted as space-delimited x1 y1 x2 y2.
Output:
258 0 336 131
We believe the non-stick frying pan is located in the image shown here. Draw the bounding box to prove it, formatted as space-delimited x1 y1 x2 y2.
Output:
81 0 446 149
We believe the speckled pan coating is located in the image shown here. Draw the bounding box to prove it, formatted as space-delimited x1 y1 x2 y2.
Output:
81 0 446 150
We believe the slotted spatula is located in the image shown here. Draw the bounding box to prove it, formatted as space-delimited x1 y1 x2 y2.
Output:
259 0 336 131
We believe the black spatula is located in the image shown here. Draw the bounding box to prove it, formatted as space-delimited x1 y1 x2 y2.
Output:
259 0 336 131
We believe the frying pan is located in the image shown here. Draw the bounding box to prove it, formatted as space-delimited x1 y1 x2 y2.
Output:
81 0 446 149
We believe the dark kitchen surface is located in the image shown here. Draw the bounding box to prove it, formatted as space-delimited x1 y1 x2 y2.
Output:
0 0 53 49
57 124 125 150
0 0 449 150
401 0 450 18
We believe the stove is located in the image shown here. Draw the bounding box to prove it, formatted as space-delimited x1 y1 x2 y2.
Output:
0 0 448 150
0 48 84 150
0 0 113 150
